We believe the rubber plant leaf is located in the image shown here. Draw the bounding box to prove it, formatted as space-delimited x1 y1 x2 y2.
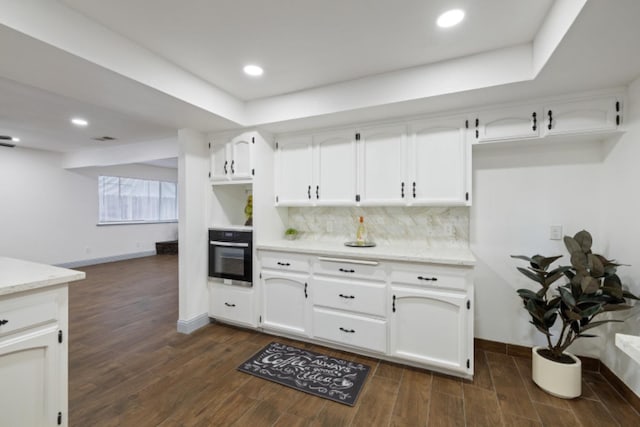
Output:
573 230 593 252
517 267 544 285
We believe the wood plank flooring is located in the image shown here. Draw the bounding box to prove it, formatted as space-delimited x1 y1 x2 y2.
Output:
69 255 640 426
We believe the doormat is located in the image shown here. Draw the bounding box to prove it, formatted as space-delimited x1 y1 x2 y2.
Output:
237 341 370 406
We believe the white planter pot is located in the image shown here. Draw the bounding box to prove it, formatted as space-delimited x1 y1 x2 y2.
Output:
531 346 581 399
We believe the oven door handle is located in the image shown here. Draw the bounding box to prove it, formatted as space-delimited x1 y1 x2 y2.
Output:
209 241 250 248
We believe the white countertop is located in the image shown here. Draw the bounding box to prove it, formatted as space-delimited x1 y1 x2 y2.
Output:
615 334 640 364
256 239 475 266
0 257 86 297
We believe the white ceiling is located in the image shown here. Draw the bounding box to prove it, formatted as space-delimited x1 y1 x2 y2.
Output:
1 0 640 158
60 0 553 100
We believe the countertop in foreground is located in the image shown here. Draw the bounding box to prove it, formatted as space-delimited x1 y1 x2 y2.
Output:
0 257 86 297
256 240 475 266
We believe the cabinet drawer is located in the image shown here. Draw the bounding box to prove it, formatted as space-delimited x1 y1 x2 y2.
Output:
0 289 61 337
313 307 386 353
390 264 471 291
312 277 386 317
315 257 385 281
209 283 255 327
260 251 310 273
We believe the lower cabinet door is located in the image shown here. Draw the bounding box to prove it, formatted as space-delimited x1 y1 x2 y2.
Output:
0 325 61 427
209 282 256 327
389 286 470 374
312 307 386 354
261 271 310 336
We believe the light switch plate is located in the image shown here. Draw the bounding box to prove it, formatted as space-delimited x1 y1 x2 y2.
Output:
550 225 563 240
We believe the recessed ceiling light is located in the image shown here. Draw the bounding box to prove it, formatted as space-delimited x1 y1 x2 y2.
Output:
11 137 20 142
243 65 264 77
71 117 89 127
437 9 465 28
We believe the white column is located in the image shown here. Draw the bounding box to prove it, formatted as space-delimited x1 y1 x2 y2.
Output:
177 129 209 333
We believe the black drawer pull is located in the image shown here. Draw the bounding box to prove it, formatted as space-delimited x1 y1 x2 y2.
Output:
0 319 8 326
339 327 355 333
417 276 438 281
224 302 236 307
230 160 235 174
339 268 355 273
223 160 228 174
339 294 355 299
277 262 291 266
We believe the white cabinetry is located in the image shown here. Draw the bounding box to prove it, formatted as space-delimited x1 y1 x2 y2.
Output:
311 257 387 354
208 282 256 327
275 130 356 206
358 125 407 205
0 287 68 427
275 135 313 205
476 106 540 143
544 96 621 136
210 133 253 183
407 117 471 206
389 263 473 376
257 249 475 378
259 252 312 336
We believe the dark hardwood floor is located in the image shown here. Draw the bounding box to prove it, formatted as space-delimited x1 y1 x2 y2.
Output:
69 255 640 426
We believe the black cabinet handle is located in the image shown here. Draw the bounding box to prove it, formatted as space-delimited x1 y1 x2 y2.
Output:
0 319 8 326
392 295 396 313
308 185 311 199
339 268 355 273
316 185 319 199
412 182 416 198
401 182 405 198
223 160 228 174
304 282 308 299
339 294 355 299
532 112 537 131
417 276 438 281
548 110 553 130
224 302 236 307
277 262 291 266
339 327 355 333
230 160 235 174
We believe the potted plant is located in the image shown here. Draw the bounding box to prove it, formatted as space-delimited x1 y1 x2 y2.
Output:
512 230 638 398
284 228 299 240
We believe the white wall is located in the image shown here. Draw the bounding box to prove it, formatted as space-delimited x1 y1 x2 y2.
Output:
600 77 640 395
177 129 209 331
470 139 606 356
0 146 178 265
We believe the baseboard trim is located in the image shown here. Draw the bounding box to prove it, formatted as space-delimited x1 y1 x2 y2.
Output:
177 313 210 334
475 338 640 412
57 250 157 268
600 361 640 414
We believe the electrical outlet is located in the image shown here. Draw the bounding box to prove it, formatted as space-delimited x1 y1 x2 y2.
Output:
550 225 563 240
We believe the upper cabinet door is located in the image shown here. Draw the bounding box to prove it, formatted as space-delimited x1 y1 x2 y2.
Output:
544 96 620 136
358 125 407 206
313 130 357 206
408 117 469 206
210 142 229 182
275 135 313 206
476 107 541 143
230 135 252 180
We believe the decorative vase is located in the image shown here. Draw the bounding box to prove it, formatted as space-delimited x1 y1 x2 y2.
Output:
531 346 582 399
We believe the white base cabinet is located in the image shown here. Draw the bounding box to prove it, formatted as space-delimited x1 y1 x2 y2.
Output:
254 250 475 379
0 286 68 427
208 281 256 328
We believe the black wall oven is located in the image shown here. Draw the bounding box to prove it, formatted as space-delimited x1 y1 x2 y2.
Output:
208 228 253 285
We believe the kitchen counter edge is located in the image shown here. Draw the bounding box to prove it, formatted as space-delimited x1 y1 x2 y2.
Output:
256 241 476 266
0 257 86 297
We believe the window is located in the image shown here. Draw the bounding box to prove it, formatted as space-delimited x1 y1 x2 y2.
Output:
98 176 178 224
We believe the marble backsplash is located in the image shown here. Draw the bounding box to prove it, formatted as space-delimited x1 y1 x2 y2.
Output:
287 206 469 248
